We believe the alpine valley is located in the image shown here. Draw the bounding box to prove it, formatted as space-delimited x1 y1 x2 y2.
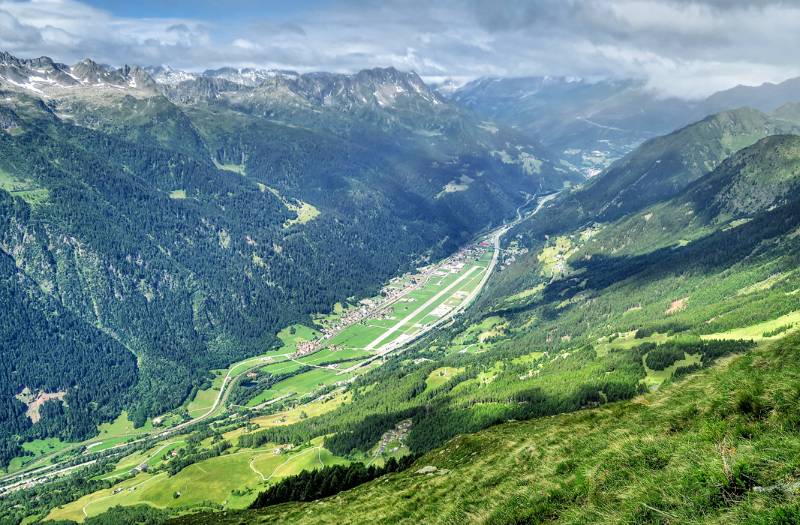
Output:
1 43 800 525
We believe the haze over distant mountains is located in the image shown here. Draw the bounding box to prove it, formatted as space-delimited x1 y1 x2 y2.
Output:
4 42 800 524
447 75 800 176
4 49 800 180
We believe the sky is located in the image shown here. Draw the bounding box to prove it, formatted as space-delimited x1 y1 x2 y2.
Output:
1 0 799 98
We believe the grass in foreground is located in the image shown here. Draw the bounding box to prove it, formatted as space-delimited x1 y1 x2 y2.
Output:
171 333 800 525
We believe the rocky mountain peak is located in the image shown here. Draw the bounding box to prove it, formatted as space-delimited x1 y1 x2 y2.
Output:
0 51 443 113
0 52 161 96
70 58 117 84
0 52 78 92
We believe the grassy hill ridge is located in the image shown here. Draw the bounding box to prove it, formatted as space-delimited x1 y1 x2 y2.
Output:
171 333 800 524
512 107 800 244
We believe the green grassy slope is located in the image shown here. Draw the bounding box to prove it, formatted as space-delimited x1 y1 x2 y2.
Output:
550 134 800 260
513 107 800 243
173 333 800 524
217 131 800 467
488 118 800 309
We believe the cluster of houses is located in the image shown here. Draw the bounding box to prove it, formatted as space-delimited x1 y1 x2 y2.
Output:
291 241 490 359
273 444 294 455
502 238 529 268
293 339 321 357
374 419 413 456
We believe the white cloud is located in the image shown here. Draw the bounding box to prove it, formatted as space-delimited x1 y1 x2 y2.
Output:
232 38 256 50
0 0 798 98
0 9 42 46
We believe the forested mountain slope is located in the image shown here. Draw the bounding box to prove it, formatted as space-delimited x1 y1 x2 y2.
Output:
165 112 800 525
546 135 800 261
0 52 579 467
0 248 136 463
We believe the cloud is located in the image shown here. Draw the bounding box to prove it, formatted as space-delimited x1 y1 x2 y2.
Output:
0 9 42 46
0 0 798 98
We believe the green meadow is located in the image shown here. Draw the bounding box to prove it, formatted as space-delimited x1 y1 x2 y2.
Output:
47 439 347 522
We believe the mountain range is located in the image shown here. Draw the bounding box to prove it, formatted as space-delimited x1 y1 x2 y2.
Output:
448 75 800 176
2 49 800 525
0 51 578 465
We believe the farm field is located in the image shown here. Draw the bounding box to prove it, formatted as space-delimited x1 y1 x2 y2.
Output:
326 247 492 355
20 438 68 457
701 309 800 341
295 346 370 366
2 438 70 474
258 360 305 376
96 412 154 438
248 392 350 431
425 367 464 391
185 372 225 417
245 367 357 407
46 439 346 522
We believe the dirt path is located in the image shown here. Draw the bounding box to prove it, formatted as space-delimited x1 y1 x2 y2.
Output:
82 473 166 517
249 455 267 481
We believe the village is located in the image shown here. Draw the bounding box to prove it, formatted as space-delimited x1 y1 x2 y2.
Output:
500 236 530 269
291 241 490 359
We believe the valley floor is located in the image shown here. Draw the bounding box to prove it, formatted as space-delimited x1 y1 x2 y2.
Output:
13 188 800 525
2 207 518 520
